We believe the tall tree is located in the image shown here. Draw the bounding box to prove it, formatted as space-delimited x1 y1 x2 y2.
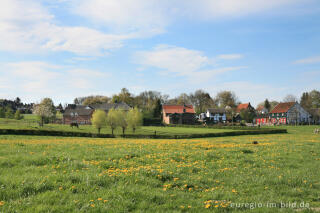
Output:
91 110 107 134
106 109 118 136
283 94 297 102
215 91 238 109
309 90 320 108
190 90 216 114
127 108 143 133
33 98 56 126
300 92 312 110
264 99 271 111
116 110 128 136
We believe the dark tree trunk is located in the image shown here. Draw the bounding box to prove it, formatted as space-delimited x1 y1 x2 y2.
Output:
98 128 101 134
122 127 125 136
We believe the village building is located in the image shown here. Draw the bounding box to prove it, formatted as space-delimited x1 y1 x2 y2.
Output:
269 102 311 125
63 103 131 125
255 105 270 125
162 105 196 125
63 104 94 125
199 108 227 124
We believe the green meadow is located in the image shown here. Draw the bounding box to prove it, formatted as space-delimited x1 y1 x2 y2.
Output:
0 126 319 212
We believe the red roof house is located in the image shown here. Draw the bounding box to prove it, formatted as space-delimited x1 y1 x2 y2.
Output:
270 102 295 114
162 105 196 124
236 102 255 113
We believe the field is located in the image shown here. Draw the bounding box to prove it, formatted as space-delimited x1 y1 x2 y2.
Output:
0 117 238 136
0 126 319 212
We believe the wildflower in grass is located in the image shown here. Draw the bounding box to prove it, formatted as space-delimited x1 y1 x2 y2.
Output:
188 206 191 208
173 178 179 181
98 198 102 201
232 189 237 193
72 186 76 189
0 201 4 206
103 200 108 203
90 204 95 207
59 186 63 191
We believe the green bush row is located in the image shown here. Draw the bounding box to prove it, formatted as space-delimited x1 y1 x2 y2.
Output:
0 128 287 139
166 124 278 131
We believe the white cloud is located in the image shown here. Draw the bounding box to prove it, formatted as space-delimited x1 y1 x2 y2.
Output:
294 56 320 64
217 54 243 60
0 61 111 103
0 0 315 55
73 0 312 34
134 45 245 80
0 0 131 55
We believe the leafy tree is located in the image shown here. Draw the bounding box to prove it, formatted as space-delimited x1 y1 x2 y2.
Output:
153 99 162 118
106 109 118 136
240 109 256 123
33 98 56 126
215 91 238 109
112 88 133 105
14 110 23 120
300 92 312 110
309 90 320 108
5 107 14 119
83 96 110 106
190 90 216 114
116 110 128 136
91 110 107 134
127 108 143 133
0 107 5 118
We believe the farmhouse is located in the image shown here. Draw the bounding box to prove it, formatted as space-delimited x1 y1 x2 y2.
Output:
269 102 311 125
162 105 196 125
200 108 227 124
63 102 131 125
63 104 94 125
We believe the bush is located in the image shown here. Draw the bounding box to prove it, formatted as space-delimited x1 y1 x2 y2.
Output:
0 128 287 139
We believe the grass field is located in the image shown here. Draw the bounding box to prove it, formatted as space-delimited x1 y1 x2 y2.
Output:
0 117 239 136
0 126 319 212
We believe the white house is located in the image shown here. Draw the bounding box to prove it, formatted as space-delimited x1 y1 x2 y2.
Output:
199 108 227 123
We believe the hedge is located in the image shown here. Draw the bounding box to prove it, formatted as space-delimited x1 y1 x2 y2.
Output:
0 128 287 139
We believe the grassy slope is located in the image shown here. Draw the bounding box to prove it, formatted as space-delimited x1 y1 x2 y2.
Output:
0 126 319 212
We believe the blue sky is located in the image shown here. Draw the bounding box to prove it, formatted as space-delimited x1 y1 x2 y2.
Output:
0 0 320 106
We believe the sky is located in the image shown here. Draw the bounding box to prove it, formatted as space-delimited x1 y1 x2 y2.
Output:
0 0 320 106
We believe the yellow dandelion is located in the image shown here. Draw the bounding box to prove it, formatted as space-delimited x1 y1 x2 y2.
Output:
90 204 95 207
0 201 4 206
98 198 102 201
205 204 211 209
59 186 63 191
103 200 108 203
72 186 76 189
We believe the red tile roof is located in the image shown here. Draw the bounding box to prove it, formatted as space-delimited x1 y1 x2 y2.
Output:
236 103 250 113
256 105 264 111
163 105 195 114
270 102 295 113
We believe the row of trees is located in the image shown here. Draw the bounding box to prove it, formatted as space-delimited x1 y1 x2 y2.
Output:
91 108 143 135
0 107 23 120
75 89 240 116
